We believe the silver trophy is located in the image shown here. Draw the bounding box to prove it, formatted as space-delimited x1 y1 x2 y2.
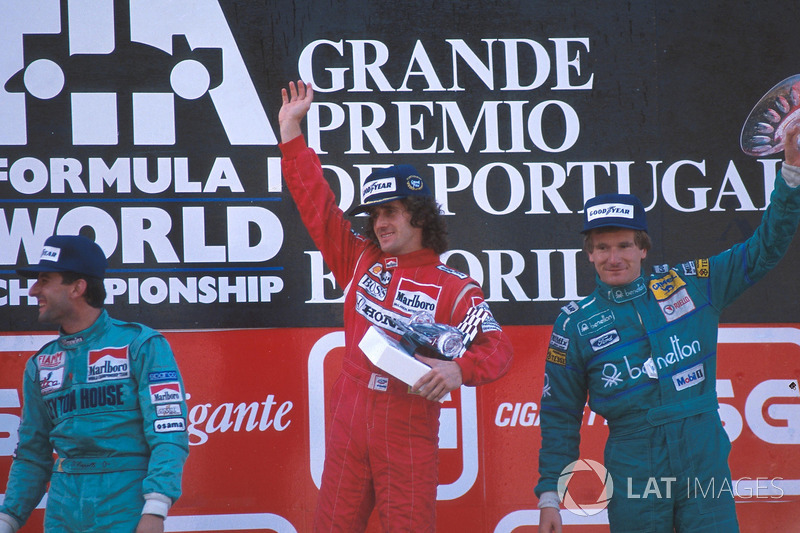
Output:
741 74 800 156
394 312 466 361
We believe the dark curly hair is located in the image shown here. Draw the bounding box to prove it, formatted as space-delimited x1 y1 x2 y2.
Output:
364 196 449 254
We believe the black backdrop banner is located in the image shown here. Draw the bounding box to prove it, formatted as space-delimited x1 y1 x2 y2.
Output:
2 0 799 330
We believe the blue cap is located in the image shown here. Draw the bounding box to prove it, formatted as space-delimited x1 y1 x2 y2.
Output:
582 193 647 233
17 235 108 279
348 165 432 216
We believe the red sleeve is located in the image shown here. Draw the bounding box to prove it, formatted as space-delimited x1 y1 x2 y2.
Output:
279 135 369 287
450 285 513 386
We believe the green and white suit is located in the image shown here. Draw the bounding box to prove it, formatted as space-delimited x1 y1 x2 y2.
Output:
536 170 800 532
0 311 188 532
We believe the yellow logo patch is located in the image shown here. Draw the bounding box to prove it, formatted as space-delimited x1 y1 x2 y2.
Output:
546 348 566 366
649 269 686 300
696 258 710 277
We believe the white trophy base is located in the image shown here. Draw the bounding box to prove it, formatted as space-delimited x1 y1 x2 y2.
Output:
358 326 432 388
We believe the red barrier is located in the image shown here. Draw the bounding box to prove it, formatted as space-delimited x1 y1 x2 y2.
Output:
1 325 798 531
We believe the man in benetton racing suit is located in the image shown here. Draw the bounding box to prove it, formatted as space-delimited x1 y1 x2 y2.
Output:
279 81 513 532
0 235 188 533
536 127 800 533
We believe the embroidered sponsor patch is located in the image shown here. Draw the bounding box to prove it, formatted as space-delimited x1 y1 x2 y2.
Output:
696 258 710 277
358 274 388 300
437 264 468 279
475 301 501 332
586 202 634 221
577 310 615 336
609 279 647 302
589 329 620 352
369 374 389 392
148 370 179 382
149 382 183 404
392 278 441 315
657 288 695 322
38 351 65 369
549 332 570 351
682 261 697 276
362 177 396 199
40 366 65 395
356 292 406 334
154 417 186 433
546 348 566 366
653 263 669 274
649 270 686 301
369 262 392 284
60 335 84 347
561 301 579 315
156 403 183 417
87 346 130 383
672 363 705 391
40 245 60 262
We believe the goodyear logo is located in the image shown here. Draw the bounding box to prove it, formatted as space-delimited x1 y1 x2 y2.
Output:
363 177 396 199
40 246 61 262
649 270 686 301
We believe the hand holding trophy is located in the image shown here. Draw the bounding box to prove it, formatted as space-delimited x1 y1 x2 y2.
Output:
741 74 800 156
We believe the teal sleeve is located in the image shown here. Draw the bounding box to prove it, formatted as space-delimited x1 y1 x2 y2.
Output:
0 358 54 526
134 334 189 502
535 318 587 496
709 171 800 309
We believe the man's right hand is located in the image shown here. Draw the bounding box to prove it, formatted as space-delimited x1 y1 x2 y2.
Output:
784 123 800 167
539 506 562 533
278 80 314 143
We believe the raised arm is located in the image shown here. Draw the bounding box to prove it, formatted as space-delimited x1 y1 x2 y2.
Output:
279 80 314 143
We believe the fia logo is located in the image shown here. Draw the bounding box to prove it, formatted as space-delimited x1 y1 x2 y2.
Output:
0 0 275 146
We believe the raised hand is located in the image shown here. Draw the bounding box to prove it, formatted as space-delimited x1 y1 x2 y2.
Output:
278 80 314 143
785 123 800 167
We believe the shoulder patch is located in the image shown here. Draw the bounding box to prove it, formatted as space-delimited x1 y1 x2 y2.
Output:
546 348 566 366
653 263 669 274
648 269 686 301
696 258 710 277
561 301 579 315
437 264 469 279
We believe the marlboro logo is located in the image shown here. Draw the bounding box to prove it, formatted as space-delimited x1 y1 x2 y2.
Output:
87 346 129 382
393 278 441 315
149 382 183 404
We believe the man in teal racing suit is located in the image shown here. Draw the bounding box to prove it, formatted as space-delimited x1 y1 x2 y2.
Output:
536 125 800 533
0 235 188 533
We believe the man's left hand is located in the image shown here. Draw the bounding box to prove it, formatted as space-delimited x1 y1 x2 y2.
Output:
135 514 165 533
412 355 463 402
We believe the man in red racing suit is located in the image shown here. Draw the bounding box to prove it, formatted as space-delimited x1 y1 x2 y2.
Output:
279 81 513 532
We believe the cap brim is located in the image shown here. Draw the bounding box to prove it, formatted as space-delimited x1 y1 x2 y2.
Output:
347 194 407 216
581 222 648 234
15 264 66 278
